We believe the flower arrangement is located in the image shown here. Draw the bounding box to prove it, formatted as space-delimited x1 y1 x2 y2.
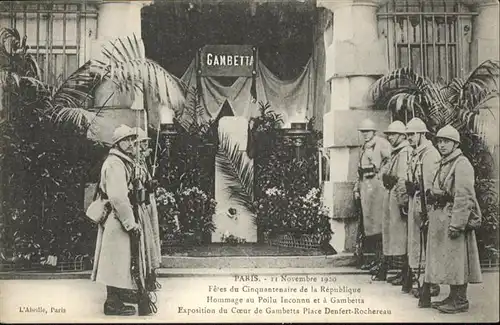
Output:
176 186 217 244
256 186 332 243
288 187 332 241
155 187 181 242
221 231 247 245
255 186 289 237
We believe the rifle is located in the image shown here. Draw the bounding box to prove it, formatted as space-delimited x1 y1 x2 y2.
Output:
130 181 157 316
415 160 429 291
354 194 365 267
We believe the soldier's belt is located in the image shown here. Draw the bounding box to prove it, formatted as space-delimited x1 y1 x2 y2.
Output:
428 192 453 209
358 167 376 179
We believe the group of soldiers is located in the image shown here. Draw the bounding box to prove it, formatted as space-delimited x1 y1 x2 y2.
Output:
354 117 483 314
90 124 163 316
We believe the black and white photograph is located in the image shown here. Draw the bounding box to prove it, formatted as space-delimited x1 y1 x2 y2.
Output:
0 0 498 323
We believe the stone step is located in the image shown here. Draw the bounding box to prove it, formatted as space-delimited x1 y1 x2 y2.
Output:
161 253 356 269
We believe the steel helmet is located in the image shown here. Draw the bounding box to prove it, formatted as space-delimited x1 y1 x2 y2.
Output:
132 127 151 142
358 118 377 131
112 124 137 145
384 121 406 134
436 125 460 143
405 118 429 133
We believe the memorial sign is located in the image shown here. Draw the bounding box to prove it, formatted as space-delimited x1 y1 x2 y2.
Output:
200 45 255 77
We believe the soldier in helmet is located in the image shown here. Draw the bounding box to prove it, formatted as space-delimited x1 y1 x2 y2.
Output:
404 117 441 305
353 118 392 273
423 125 482 313
372 121 412 283
91 124 142 316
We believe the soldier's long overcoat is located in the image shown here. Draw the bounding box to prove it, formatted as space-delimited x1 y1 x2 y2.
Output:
136 156 162 271
355 135 392 237
382 140 412 256
91 148 145 290
424 149 482 285
407 139 441 269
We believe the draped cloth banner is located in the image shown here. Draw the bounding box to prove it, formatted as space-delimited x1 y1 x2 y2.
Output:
86 57 314 145
179 58 315 127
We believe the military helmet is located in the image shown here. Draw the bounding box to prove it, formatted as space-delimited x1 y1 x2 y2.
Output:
358 118 377 131
384 121 406 134
436 124 460 143
112 124 137 145
132 127 151 142
405 117 429 133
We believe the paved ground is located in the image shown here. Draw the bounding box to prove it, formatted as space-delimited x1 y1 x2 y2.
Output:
0 271 498 323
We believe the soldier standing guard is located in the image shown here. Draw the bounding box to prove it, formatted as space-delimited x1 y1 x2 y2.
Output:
423 125 482 313
353 118 392 274
91 125 142 316
373 121 412 282
404 118 441 305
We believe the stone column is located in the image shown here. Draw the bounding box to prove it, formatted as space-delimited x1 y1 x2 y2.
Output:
87 0 152 144
317 0 391 253
469 0 500 170
92 0 152 110
470 0 499 65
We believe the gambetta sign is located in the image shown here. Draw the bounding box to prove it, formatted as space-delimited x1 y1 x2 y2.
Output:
199 45 255 77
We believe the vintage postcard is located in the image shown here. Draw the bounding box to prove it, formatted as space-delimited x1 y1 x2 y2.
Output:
0 0 498 323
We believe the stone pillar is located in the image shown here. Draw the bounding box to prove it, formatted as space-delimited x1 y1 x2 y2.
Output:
469 0 500 170
92 0 152 110
470 0 499 65
317 0 391 253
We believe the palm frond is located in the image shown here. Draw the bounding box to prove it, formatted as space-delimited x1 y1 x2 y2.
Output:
216 132 256 217
50 107 98 129
465 60 500 90
102 34 186 115
47 60 107 127
177 87 211 132
369 67 438 117
0 27 41 80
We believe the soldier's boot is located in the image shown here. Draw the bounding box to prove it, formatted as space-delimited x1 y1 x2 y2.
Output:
417 282 432 308
369 262 381 275
412 283 438 298
431 285 456 309
372 259 388 281
401 266 413 293
437 284 469 314
118 288 139 304
360 260 376 271
389 271 403 285
104 286 136 316
430 283 441 297
355 253 364 269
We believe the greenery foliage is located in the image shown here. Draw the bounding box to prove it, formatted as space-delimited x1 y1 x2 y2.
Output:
369 60 499 135
176 187 217 244
0 28 186 268
250 102 331 243
0 27 109 268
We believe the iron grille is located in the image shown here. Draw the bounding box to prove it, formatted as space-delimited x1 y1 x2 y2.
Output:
377 0 476 81
0 1 98 84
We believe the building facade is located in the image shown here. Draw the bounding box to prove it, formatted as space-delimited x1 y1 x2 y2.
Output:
317 0 499 251
1 0 498 252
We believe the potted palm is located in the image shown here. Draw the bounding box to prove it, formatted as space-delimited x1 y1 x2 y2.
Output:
369 60 499 136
